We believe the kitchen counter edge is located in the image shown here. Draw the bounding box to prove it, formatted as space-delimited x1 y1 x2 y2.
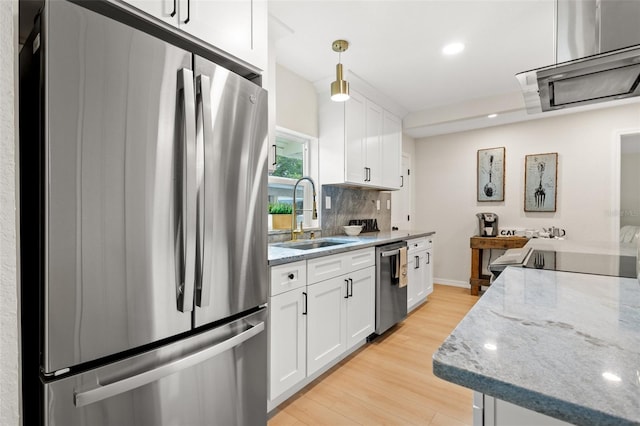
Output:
432 267 640 426
268 230 435 266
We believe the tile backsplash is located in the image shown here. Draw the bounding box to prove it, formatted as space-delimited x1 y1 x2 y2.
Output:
321 185 391 236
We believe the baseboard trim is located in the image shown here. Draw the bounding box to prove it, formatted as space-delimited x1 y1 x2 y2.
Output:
434 278 469 288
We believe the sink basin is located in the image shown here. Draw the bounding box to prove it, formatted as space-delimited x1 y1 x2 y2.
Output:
272 239 350 250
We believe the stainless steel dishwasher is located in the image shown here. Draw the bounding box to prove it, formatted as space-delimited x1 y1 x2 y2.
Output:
375 241 408 335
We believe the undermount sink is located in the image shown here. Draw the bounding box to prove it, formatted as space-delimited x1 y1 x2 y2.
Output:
272 239 350 251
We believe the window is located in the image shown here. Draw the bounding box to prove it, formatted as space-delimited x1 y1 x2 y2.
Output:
268 128 318 230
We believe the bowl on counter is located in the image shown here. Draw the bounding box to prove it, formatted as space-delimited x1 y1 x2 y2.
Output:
343 225 364 236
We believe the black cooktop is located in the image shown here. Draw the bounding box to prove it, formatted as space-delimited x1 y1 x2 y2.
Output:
524 250 637 278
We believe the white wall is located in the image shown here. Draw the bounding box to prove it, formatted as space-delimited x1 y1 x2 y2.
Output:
0 1 19 425
275 64 318 137
414 104 640 285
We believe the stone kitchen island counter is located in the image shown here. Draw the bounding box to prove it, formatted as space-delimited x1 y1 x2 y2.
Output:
433 266 640 426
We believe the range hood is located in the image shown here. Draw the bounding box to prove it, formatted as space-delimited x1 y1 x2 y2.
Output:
517 0 640 113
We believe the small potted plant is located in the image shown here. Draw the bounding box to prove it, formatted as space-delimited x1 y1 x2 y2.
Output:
268 202 293 230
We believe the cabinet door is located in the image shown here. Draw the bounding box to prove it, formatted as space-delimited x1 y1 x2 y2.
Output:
345 90 367 184
183 0 267 70
483 394 572 426
407 255 418 310
381 110 402 189
306 277 347 375
346 266 375 348
123 0 179 26
364 101 383 186
269 289 306 400
425 248 434 297
415 251 428 300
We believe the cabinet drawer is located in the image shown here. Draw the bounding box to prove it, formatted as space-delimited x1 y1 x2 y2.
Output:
270 261 307 296
407 237 428 253
307 248 375 284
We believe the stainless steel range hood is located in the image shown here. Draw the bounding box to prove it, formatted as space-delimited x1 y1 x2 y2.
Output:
517 0 640 114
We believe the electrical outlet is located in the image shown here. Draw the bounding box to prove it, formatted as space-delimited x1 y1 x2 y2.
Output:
387 199 391 209
325 196 331 209
376 200 380 210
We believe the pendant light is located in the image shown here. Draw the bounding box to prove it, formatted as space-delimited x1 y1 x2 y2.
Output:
330 40 350 102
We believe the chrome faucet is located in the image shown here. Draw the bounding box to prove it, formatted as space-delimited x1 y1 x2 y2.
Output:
291 176 318 241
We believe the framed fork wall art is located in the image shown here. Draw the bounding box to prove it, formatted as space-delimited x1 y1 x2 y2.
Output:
477 147 505 202
524 152 557 212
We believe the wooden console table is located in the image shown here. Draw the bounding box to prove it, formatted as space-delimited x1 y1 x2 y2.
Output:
469 236 528 295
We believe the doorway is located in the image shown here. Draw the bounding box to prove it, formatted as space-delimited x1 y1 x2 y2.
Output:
391 153 412 230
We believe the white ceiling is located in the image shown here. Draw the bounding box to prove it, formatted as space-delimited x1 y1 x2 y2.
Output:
268 0 560 137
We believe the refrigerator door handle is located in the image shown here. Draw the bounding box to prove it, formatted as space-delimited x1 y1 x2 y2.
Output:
196 74 213 307
74 321 265 408
177 68 197 313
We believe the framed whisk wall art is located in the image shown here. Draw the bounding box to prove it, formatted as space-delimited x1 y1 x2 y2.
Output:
524 152 557 212
477 147 505 202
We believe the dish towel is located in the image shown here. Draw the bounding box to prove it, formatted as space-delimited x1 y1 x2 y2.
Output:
398 247 408 288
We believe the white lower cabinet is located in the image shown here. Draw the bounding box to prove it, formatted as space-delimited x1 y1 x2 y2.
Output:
268 288 306 401
346 266 375 348
306 276 347 376
425 247 434 296
407 237 434 311
268 248 375 408
307 265 375 375
476 393 572 426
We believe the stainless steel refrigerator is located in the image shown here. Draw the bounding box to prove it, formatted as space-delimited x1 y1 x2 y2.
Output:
18 1 268 424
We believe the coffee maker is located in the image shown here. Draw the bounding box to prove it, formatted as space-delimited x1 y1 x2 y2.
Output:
477 212 498 237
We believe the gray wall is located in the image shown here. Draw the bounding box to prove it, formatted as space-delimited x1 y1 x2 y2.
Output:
414 103 640 286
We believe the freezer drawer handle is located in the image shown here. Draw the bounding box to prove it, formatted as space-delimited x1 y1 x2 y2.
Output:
73 321 265 408
177 68 197 313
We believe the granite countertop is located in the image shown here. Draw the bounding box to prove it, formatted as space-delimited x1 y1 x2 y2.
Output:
268 230 435 266
433 266 640 426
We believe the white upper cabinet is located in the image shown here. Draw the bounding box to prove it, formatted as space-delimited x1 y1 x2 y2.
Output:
122 0 267 71
344 90 367 184
381 111 402 189
319 88 402 190
364 101 383 186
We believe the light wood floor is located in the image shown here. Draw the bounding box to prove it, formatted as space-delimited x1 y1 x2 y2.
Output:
268 284 479 426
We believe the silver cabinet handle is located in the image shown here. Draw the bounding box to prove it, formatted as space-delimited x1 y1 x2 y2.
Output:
170 0 176 17
196 74 213 308
177 68 196 313
415 255 420 269
302 292 307 315
348 278 353 297
271 144 277 166
400 175 404 187
74 321 265 407
427 252 431 264
344 279 349 298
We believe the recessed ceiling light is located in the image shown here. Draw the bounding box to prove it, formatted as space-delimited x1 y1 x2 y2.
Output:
488 113 498 118
442 42 465 56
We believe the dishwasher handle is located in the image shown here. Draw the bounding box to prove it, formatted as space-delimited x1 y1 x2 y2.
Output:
380 249 400 258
